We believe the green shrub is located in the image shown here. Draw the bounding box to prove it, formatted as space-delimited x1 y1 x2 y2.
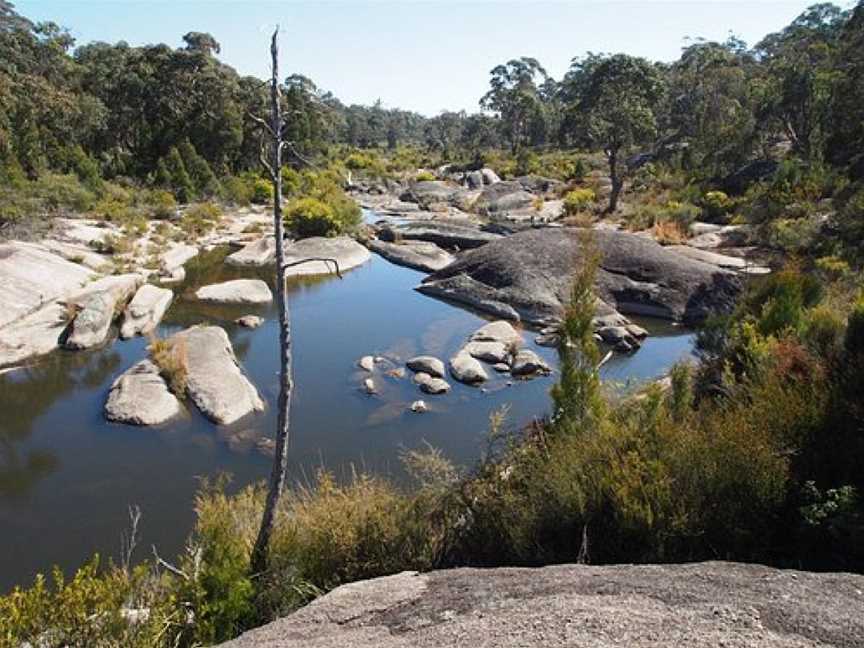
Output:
221 176 252 206
563 188 596 215
145 189 178 219
285 197 337 237
415 170 436 182
702 190 733 222
281 166 302 196
251 178 273 205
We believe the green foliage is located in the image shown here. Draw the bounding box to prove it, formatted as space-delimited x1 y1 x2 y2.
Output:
180 202 222 238
179 139 220 197
283 168 361 238
250 178 273 205
158 147 196 203
562 188 596 215
701 190 733 221
414 170 436 182
285 197 337 237
145 189 178 220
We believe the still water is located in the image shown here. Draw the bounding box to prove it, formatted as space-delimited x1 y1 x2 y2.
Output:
0 244 695 592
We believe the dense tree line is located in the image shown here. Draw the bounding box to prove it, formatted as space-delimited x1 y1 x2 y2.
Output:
3 0 863 191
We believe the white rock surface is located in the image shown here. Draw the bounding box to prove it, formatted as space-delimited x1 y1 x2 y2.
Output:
0 302 70 366
283 237 371 277
0 241 95 329
420 377 451 394
406 356 446 378
226 236 277 267
195 279 272 305
120 285 173 339
172 325 264 424
358 356 375 372
463 340 509 364
65 274 143 349
236 315 264 329
449 351 488 384
104 360 182 425
469 321 523 347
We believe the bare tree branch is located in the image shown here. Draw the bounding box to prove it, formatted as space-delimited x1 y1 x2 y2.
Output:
151 545 188 580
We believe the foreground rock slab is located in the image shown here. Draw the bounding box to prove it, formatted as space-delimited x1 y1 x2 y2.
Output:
172 325 264 424
120 284 173 339
65 274 143 349
219 562 864 648
0 302 70 367
104 360 181 425
367 239 454 273
419 228 741 326
196 279 273 305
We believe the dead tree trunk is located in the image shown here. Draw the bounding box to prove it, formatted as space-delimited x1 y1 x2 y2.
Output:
250 27 288 577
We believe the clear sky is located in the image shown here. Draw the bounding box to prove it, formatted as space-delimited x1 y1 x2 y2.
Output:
17 0 833 115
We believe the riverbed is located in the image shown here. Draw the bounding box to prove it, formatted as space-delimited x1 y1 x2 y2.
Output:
0 243 695 592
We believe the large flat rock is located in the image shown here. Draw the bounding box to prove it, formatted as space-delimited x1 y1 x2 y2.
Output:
283 237 371 277
196 279 273 305
418 228 741 326
120 284 174 339
65 274 143 349
171 325 263 424
219 562 864 648
0 241 95 329
378 221 502 251
226 236 277 267
0 302 70 367
367 239 454 273
104 359 182 425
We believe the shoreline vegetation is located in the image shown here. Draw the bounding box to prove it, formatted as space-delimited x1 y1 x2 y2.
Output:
1 0 864 645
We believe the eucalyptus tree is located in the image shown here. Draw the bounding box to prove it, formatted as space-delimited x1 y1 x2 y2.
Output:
480 57 549 152
567 53 665 212
755 3 846 161
826 0 864 168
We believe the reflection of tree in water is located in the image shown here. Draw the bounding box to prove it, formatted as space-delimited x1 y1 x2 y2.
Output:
0 347 122 498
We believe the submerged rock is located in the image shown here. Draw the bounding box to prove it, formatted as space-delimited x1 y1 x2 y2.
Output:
65 274 143 349
406 355 446 378
367 239 454 273
449 351 488 384
196 279 273 305
172 325 264 425
410 400 428 413
104 360 181 426
358 356 375 372
236 315 264 329
120 284 173 339
363 378 377 394
419 228 741 326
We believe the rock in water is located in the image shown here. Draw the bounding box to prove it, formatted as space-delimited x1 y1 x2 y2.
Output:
410 400 428 413
235 315 264 329
172 326 264 425
283 237 371 277
418 228 741 326
358 356 375 372
378 221 502 250
363 378 377 394
225 237 276 267
510 349 551 377
469 320 524 347
0 302 72 366
367 239 455 273
406 356 446 378
463 340 509 364
449 351 488 384
104 360 181 426
65 274 143 349
195 279 272 305
420 377 451 395
120 284 173 339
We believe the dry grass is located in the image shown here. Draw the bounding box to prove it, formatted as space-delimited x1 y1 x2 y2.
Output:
147 334 188 396
652 220 688 245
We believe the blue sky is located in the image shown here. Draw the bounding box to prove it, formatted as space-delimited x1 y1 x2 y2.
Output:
17 1 831 115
